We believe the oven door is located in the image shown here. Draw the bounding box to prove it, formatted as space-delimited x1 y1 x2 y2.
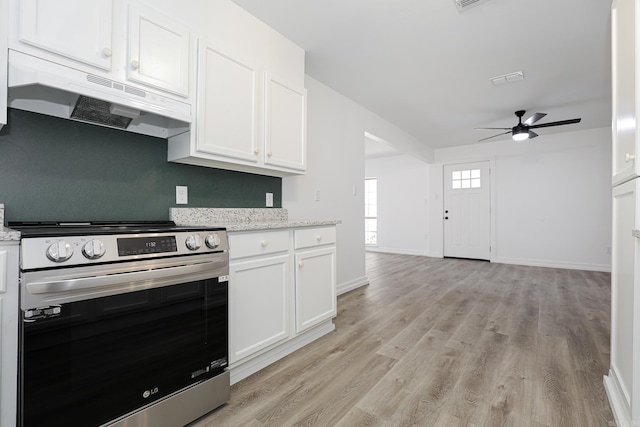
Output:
19 254 229 427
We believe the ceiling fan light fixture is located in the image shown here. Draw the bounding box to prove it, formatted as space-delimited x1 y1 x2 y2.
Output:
512 128 529 141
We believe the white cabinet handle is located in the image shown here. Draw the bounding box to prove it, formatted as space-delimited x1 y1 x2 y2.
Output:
298 261 304 268
267 151 273 157
102 47 112 57
254 148 260 155
316 235 322 242
626 153 636 163
261 240 269 247
131 60 140 70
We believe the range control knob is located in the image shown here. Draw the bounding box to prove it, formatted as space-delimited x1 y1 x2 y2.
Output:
82 239 106 259
185 235 202 251
46 241 74 263
205 233 221 249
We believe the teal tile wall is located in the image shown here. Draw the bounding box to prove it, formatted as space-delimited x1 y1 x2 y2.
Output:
0 109 281 223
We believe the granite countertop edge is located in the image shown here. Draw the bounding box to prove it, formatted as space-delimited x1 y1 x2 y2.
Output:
0 227 21 242
225 219 341 232
177 219 342 232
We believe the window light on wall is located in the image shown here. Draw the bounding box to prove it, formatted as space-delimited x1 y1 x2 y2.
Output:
365 177 377 245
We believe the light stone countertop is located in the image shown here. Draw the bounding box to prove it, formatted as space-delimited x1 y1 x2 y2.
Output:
170 207 341 232
0 204 19 241
0 227 20 242
223 219 341 232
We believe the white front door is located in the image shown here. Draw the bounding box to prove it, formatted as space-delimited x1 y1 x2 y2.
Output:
443 161 491 260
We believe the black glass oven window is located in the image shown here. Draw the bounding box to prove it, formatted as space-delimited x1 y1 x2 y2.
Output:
20 278 228 427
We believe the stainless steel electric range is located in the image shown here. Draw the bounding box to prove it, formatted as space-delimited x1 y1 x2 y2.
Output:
10 221 230 427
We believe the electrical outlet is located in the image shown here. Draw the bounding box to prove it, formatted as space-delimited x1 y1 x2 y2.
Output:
606 247 612 255
315 189 320 201
176 186 188 204
266 193 274 207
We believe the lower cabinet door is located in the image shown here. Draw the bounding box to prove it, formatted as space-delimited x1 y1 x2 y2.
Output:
295 247 336 333
611 178 640 408
229 254 290 364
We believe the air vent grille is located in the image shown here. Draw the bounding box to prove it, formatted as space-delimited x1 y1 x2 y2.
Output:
124 86 146 98
453 0 490 11
86 75 112 88
85 75 147 98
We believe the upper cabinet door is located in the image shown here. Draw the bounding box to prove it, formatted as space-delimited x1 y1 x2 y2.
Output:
18 0 113 70
127 3 190 97
612 0 638 185
196 40 259 163
264 73 307 172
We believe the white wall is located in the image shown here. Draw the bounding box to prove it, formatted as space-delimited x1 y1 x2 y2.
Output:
365 155 431 256
433 127 612 271
283 76 433 294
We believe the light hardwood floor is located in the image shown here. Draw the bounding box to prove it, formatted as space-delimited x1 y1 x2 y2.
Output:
192 252 615 427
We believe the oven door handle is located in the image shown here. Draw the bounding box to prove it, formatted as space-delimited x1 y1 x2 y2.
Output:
25 260 225 296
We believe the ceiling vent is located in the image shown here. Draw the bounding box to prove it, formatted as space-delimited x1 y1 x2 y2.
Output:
454 0 491 11
490 71 525 86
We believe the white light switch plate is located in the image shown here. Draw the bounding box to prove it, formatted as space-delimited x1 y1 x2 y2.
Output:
176 186 188 204
266 193 274 207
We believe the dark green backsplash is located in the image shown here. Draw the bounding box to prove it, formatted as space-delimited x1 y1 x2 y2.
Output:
0 109 281 223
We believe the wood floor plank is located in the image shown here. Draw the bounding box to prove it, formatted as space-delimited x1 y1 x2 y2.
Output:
190 253 615 427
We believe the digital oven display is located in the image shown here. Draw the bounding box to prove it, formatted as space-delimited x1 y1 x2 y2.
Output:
117 236 178 256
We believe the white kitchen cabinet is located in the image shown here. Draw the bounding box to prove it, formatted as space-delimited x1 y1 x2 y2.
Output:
228 230 291 365
294 227 337 333
0 0 7 132
18 0 113 70
195 40 260 163
126 2 190 97
607 179 639 425
294 248 336 333
0 242 19 427
606 1 640 425
167 38 307 177
227 226 337 384
612 0 639 185
264 73 307 172
229 254 290 364
10 0 192 100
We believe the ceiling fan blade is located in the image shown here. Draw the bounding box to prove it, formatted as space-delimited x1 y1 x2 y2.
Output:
475 127 511 130
524 112 547 126
528 118 581 129
528 131 539 139
477 131 511 142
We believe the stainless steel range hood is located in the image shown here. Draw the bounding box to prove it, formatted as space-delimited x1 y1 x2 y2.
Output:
7 50 191 138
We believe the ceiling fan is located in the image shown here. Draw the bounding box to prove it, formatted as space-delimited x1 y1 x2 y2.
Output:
476 110 582 142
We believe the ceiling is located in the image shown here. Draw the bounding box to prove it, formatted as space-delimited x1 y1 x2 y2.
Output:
230 0 612 150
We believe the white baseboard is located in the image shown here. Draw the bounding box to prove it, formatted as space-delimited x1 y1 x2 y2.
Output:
492 256 611 272
365 250 610 272
604 369 631 427
337 276 369 295
229 321 335 385
366 246 430 257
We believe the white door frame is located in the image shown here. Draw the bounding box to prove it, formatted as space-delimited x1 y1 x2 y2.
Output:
437 157 496 261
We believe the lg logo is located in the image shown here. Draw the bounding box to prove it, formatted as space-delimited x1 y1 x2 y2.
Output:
142 387 159 399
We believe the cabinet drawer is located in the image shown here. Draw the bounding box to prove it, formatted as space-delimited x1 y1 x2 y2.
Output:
294 226 336 250
229 230 289 259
